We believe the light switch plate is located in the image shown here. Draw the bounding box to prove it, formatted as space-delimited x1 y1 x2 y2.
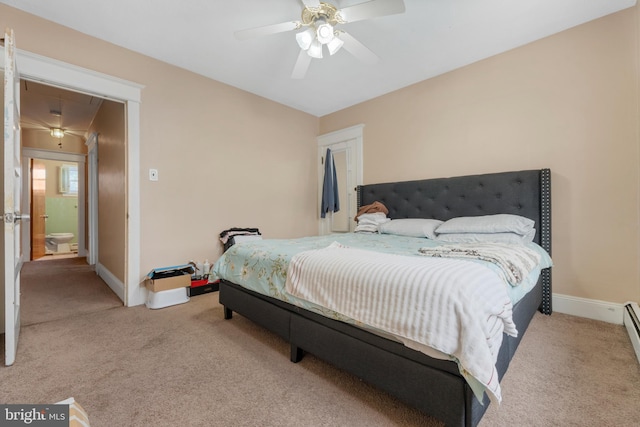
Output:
149 169 158 181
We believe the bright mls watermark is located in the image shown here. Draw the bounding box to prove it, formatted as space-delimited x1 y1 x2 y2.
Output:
0 405 68 426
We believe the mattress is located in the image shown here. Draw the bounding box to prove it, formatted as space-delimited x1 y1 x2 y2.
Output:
212 233 552 402
212 232 551 307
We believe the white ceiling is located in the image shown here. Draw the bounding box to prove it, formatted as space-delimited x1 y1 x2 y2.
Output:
2 0 636 117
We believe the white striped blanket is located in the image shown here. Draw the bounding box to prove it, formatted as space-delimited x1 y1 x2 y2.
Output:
418 242 541 286
284 242 518 404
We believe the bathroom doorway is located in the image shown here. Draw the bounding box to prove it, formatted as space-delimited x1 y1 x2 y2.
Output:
24 148 87 262
31 158 80 260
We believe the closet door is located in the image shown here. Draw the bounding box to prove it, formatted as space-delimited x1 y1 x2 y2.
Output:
317 125 363 235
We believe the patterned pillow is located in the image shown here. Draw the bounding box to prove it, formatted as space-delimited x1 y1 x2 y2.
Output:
56 398 91 427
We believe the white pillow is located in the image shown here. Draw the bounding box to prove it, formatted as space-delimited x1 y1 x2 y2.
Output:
355 212 389 233
356 212 388 224
435 214 534 236
379 218 443 239
436 229 536 244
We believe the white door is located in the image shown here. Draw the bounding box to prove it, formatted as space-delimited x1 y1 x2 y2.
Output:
317 125 363 235
319 142 353 233
4 29 24 366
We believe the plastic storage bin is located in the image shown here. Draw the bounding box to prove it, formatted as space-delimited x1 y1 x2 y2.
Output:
145 287 189 309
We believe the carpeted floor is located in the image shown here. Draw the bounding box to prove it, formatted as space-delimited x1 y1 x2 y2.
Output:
1 258 639 426
20 256 122 326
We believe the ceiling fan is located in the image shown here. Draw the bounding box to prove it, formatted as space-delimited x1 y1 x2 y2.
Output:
235 0 406 79
21 107 88 149
20 80 101 148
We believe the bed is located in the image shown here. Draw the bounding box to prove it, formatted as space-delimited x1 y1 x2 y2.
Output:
215 169 552 427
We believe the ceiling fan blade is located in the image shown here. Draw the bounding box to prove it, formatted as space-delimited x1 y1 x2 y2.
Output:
235 21 300 41
338 31 379 65
291 49 313 79
21 119 51 130
338 0 406 23
66 130 88 138
300 0 321 7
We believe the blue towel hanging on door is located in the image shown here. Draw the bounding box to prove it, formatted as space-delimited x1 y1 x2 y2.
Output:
321 148 340 218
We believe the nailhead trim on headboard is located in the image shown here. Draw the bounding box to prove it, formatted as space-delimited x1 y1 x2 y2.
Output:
540 168 552 315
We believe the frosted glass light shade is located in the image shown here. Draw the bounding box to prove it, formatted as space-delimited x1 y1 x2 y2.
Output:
316 23 334 44
50 128 65 138
327 36 344 55
307 39 323 59
295 28 315 50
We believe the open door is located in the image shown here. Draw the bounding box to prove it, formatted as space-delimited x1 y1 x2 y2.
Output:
4 28 25 366
31 159 46 260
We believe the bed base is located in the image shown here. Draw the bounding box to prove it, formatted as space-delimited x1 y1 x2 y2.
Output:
219 169 551 426
221 275 543 427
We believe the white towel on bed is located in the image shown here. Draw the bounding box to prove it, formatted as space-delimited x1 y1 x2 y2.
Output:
285 242 517 404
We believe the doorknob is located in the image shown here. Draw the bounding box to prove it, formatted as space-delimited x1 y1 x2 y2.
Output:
4 212 30 223
40 214 49 219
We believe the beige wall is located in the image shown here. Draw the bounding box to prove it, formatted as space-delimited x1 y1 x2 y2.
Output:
87 100 126 282
2 4 639 310
320 9 640 305
0 4 319 286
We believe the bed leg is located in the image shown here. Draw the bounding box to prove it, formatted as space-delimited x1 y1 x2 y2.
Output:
290 344 304 363
223 306 233 320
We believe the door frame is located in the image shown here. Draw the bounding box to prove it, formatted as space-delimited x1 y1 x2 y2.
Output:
21 148 86 259
0 47 144 306
85 133 98 266
317 124 364 235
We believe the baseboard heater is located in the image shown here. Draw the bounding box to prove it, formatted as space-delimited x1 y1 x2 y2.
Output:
623 302 640 364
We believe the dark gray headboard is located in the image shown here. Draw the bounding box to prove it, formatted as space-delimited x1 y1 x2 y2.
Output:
357 169 552 313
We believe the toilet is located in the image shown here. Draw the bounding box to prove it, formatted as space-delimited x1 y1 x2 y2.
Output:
45 232 75 253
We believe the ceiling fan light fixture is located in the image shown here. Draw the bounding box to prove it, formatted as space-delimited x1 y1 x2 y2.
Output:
307 39 323 59
316 22 334 44
327 34 344 55
295 27 315 50
50 128 65 138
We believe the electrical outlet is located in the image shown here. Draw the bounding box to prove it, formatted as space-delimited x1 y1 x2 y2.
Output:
149 169 159 181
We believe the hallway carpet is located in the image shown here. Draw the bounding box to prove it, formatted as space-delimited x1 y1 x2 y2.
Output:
20 257 122 326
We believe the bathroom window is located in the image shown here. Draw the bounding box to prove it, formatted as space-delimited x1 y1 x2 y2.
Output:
59 164 78 196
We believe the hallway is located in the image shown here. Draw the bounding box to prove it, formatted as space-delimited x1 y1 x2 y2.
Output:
20 257 122 326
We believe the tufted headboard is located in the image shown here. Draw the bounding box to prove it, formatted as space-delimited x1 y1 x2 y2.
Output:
357 169 552 313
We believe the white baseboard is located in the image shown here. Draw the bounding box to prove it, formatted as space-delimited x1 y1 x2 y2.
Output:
552 293 624 325
96 263 125 304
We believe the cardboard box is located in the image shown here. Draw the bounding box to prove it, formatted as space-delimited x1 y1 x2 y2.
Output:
145 274 191 292
145 264 194 292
